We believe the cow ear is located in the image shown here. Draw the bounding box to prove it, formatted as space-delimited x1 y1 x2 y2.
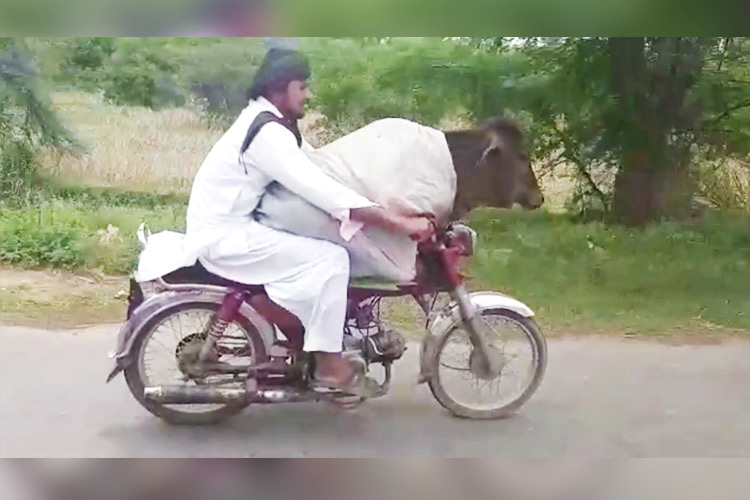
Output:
476 133 503 167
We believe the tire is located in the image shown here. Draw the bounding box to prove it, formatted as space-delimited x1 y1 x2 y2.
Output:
124 302 268 425
428 309 547 419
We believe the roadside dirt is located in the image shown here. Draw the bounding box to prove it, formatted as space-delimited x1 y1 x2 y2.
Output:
0 267 129 329
0 267 744 345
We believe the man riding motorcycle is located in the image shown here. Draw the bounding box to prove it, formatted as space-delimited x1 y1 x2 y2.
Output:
184 48 434 396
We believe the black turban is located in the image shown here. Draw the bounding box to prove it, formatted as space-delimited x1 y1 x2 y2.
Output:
248 49 311 100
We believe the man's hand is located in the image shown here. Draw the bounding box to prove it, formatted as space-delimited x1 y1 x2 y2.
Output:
350 207 436 242
400 215 436 242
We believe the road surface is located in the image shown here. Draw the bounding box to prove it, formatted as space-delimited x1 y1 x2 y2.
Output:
1 324 749 457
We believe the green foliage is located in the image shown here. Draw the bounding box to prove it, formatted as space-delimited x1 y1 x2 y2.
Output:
100 39 183 109
0 193 186 273
164 38 266 123
1 41 78 205
2 197 747 333
697 157 750 212
697 38 750 158
67 37 115 72
0 204 87 268
469 209 750 333
0 45 78 149
0 139 36 202
43 38 184 109
304 37 525 134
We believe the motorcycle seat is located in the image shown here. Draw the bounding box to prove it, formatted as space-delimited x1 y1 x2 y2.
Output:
162 262 266 294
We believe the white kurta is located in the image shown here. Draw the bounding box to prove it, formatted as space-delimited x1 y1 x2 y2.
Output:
184 97 376 353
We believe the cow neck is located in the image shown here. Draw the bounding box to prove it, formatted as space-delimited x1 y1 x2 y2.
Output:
444 130 487 220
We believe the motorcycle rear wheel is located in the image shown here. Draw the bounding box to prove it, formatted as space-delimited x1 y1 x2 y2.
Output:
124 302 267 425
428 308 547 419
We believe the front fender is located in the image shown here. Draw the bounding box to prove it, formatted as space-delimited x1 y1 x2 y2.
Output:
106 287 276 382
418 291 535 383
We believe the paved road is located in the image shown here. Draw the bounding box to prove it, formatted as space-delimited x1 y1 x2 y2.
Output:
1 324 749 457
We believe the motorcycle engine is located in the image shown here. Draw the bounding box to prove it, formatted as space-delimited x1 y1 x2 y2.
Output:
363 327 407 363
344 327 407 363
344 298 407 363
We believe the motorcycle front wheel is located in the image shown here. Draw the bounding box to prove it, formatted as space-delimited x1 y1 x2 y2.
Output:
428 308 547 419
124 302 267 425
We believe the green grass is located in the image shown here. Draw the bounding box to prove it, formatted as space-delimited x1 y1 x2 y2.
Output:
2 192 748 335
0 190 186 274
467 209 750 335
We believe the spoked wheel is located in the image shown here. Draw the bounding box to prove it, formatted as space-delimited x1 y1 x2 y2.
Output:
124 302 267 425
428 309 547 419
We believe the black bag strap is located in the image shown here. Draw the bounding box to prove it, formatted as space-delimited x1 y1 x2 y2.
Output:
240 111 302 156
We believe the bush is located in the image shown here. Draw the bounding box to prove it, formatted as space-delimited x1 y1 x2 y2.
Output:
698 160 750 213
100 41 183 109
0 139 37 204
0 196 187 273
0 206 87 268
67 37 115 72
52 38 184 109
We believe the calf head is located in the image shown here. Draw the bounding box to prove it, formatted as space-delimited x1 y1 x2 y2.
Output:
476 119 544 210
448 118 544 218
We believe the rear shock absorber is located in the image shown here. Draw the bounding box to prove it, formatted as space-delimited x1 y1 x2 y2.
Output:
199 289 247 362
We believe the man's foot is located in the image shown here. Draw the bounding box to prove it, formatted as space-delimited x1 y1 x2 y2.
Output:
312 352 380 398
313 352 355 386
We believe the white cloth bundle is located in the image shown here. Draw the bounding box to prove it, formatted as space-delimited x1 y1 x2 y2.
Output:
255 118 456 282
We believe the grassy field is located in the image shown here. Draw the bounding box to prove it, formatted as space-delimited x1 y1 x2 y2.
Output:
3 206 748 336
36 92 222 194
1 91 748 337
470 209 750 335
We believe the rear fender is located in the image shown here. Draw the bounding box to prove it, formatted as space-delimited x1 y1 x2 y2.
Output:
106 286 276 382
418 291 535 383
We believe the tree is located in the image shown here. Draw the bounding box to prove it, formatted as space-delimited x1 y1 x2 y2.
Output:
608 37 705 225
484 37 750 225
0 38 77 203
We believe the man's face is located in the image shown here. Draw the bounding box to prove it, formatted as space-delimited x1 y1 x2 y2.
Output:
281 80 310 119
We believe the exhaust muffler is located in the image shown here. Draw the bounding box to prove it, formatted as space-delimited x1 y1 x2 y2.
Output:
143 385 315 405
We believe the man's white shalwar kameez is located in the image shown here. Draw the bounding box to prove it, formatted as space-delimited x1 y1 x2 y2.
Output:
184 98 376 353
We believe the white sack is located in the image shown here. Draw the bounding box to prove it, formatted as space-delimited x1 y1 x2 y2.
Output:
255 118 456 282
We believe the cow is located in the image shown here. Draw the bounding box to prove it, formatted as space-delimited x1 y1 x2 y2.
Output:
252 116 544 281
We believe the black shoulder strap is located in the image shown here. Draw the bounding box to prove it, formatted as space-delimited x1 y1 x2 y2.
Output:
240 111 302 156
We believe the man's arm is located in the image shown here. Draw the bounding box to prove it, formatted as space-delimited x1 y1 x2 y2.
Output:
247 123 375 216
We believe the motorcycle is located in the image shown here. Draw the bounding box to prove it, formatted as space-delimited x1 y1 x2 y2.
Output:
107 223 547 424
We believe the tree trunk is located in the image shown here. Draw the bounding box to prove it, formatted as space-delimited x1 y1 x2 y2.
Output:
609 37 703 226
612 163 695 226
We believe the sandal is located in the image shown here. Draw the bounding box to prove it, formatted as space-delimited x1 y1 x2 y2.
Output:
312 371 381 398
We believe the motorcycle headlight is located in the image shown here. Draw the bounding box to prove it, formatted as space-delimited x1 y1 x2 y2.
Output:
448 224 477 256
